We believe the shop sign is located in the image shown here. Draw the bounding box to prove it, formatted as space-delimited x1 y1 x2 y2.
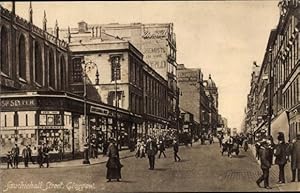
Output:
39 126 64 129
90 106 109 116
41 111 60 115
1 98 36 108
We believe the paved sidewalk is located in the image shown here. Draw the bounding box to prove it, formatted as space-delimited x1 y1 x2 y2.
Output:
249 144 300 191
0 149 136 169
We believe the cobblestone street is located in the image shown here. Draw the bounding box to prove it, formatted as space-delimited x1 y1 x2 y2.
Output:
2 141 298 192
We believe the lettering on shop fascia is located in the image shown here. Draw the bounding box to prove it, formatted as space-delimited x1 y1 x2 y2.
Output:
0 98 36 108
39 126 64 129
41 111 60 115
90 106 110 116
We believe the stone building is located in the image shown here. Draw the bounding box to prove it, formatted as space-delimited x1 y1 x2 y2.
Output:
245 0 300 142
56 22 180 130
177 64 220 135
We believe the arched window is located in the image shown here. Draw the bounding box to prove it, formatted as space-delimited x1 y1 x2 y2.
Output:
34 41 43 84
18 34 26 79
49 49 55 88
1 26 9 75
60 55 66 90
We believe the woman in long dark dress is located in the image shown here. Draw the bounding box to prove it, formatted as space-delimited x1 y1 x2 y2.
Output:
106 139 122 182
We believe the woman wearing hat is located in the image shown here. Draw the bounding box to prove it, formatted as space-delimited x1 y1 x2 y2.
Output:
106 138 123 182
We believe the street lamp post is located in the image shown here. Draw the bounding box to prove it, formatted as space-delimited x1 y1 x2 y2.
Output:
81 60 99 164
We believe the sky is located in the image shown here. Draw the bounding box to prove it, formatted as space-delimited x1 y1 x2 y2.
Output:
1 1 279 131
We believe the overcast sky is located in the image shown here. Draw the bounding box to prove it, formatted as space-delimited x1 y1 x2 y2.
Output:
1 1 279 131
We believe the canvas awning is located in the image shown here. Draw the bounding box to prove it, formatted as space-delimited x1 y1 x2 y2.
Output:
271 111 289 143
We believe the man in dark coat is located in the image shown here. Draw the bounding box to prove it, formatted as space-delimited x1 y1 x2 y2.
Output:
38 145 44 168
145 137 158 170
11 144 20 169
158 140 166 158
173 139 181 162
289 134 300 182
256 139 272 189
42 143 50 168
22 145 30 168
28 145 35 164
274 132 288 184
106 138 122 182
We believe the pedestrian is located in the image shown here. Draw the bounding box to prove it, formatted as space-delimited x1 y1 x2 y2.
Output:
38 145 44 168
227 136 234 158
145 137 158 170
158 140 166 158
28 145 35 164
106 138 122 182
218 133 224 148
22 145 30 168
274 132 288 184
135 139 141 158
243 137 249 152
256 138 272 189
255 142 261 160
11 144 20 169
42 143 50 168
57 144 63 161
6 151 13 169
173 139 181 162
103 140 109 157
288 134 300 182
140 140 146 158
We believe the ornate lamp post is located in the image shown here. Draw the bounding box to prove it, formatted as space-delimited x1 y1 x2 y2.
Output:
81 60 99 164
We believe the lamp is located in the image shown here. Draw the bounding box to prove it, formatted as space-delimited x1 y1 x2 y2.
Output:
78 59 100 164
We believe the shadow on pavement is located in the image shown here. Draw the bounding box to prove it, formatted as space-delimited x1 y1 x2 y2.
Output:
234 155 247 158
154 168 168 171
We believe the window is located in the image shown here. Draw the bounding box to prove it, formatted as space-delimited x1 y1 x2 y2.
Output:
108 91 123 108
18 34 26 79
72 57 83 82
111 56 121 81
60 56 66 90
1 26 9 75
49 49 55 88
34 41 43 85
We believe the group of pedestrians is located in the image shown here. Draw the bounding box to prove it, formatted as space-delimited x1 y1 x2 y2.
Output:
6 144 35 169
105 136 183 183
218 133 247 158
6 143 52 169
255 133 300 189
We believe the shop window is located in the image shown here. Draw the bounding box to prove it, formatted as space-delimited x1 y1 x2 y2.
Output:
18 34 26 80
1 26 9 75
34 41 43 85
49 49 55 88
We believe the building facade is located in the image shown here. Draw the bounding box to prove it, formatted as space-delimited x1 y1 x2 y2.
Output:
177 64 220 136
244 0 300 143
0 4 75 154
56 22 180 130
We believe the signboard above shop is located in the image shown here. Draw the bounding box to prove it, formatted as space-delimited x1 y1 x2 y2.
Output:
90 106 110 116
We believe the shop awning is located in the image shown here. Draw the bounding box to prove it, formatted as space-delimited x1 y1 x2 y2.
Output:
271 111 289 143
254 121 267 134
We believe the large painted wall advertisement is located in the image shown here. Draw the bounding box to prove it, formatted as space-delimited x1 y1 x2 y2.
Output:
141 26 170 79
